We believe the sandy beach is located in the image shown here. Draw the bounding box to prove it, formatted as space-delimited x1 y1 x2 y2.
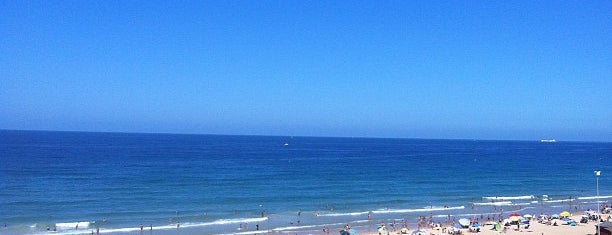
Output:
344 214 604 235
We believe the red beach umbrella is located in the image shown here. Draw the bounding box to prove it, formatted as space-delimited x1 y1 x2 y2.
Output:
508 212 520 217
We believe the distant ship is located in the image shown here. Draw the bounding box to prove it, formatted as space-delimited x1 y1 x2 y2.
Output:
540 139 557 143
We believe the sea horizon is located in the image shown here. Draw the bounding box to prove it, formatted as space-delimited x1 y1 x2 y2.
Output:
2 128 609 144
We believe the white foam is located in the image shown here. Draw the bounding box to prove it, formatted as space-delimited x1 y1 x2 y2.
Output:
581 200 609 204
48 217 268 235
272 222 346 232
372 206 465 214
318 211 369 217
351 220 370 224
482 195 534 201
512 202 532 206
543 199 574 203
98 227 143 233
194 217 268 226
578 195 612 200
272 224 319 231
473 201 512 206
55 222 90 229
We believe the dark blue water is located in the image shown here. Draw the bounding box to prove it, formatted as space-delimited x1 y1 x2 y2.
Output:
1 130 610 234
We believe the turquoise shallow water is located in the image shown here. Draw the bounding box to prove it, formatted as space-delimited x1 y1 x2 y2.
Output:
0 130 610 234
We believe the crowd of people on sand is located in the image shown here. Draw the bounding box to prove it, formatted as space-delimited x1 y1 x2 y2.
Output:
332 204 612 235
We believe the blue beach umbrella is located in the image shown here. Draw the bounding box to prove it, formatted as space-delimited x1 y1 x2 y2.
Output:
411 229 428 235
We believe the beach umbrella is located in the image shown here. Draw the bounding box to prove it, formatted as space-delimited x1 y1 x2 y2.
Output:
502 219 511 225
458 218 470 228
377 225 387 234
551 214 559 219
560 211 570 217
521 219 530 224
411 229 427 235
509 216 520 222
508 212 520 217
523 214 533 219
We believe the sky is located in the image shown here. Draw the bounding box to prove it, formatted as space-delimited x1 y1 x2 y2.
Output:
1 1 611 141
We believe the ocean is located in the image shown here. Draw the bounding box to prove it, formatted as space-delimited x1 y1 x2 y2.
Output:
1 130 610 235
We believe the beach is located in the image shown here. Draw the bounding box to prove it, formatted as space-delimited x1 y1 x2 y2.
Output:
1 131 610 235
338 213 597 235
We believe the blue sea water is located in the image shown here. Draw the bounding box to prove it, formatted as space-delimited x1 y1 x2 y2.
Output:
1 130 611 235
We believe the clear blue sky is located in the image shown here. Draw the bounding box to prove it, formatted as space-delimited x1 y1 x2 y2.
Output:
1 1 611 141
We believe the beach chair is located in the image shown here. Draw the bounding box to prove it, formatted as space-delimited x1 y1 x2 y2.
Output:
493 223 502 231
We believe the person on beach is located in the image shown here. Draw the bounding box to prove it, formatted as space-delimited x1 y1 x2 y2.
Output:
378 223 388 235
516 221 520 230
340 224 351 235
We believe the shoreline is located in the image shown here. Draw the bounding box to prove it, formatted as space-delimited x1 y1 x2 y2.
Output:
10 205 610 235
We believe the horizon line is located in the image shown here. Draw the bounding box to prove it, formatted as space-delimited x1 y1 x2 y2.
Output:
1 128 609 144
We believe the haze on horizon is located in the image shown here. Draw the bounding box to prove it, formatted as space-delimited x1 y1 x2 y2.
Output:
1 1 611 142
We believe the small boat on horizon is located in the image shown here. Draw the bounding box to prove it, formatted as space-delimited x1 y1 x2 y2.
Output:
540 139 557 143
